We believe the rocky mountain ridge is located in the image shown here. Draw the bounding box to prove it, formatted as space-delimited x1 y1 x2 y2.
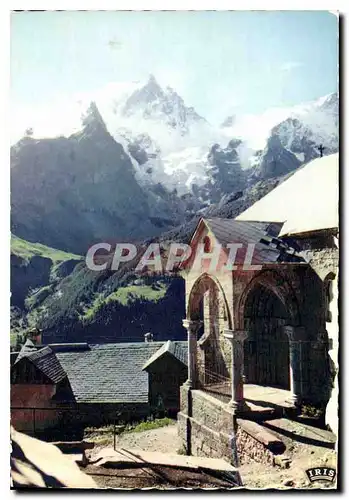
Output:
11 76 338 253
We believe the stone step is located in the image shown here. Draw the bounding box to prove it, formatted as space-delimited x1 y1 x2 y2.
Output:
91 446 242 485
262 418 336 449
236 418 286 455
243 403 281 420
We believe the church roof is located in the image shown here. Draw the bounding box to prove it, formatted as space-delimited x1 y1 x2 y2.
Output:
195 218 294 264
204 218 282 246
236 153 339 237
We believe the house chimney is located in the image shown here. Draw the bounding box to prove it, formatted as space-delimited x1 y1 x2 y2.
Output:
28 327 42 346
144 332 153 343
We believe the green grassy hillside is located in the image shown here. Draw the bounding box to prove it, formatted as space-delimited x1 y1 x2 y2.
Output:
10 235 186 348
11 235 81 263
11 236 83 348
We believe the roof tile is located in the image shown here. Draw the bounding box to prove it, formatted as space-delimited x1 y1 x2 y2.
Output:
56 342 167 404
16 346 67 384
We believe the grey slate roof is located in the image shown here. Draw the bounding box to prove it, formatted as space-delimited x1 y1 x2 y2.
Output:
203 218 289 264
45 343 90 353
10 352 20 366
55 342 169 404
15 346 67 384
142 341 188 371
15 338 38 362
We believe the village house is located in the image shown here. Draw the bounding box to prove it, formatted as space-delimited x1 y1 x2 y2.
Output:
178 153 339 464
11 337 187 436
11 340 70 433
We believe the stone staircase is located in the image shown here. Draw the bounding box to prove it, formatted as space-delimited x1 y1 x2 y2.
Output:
235 416 336 468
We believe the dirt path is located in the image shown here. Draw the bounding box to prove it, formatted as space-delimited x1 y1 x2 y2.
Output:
117 424 181 454
88 423 337 489
239 446 336 489
84 463 237 490
86 425 237 489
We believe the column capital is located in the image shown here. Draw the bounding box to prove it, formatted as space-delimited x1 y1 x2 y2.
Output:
311 331 329 350
283 325 306 342
317 330 328 342
182 319 202 332
223 329 248 343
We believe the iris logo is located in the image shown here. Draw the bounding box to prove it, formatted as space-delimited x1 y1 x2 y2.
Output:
305 467 336 484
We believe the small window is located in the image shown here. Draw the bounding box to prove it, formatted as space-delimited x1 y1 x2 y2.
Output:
324 272 336 323
203 236 212 253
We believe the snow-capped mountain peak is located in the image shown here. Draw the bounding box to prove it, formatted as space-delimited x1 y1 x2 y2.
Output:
107 74 208 140
11 77 338 204
123 74 165 111
220 92 338 152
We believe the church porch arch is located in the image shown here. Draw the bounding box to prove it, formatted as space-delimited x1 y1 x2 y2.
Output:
185 274 232 392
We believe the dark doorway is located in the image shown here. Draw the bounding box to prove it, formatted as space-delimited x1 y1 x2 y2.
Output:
244 284 290 389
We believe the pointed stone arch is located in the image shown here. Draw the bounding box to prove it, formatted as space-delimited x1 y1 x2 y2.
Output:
236 268 301 331
187 273 232 329
186 273 232 389
236 268 302 393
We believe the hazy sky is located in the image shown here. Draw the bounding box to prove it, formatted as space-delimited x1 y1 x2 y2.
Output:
11 10 338 131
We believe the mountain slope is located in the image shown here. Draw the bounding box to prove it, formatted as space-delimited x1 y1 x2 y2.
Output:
245 93 339 180
10 236 82 348
10 173 285 346
11 103 187 254
10 234 187 346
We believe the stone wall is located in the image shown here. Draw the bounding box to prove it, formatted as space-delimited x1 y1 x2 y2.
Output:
191 388 232 432
177 411 233 460
236 427 274 465
236 419 285 465
306 245 339 410
309 243 340 442
178 387 286 466
325 270 339 442
178 386 237 464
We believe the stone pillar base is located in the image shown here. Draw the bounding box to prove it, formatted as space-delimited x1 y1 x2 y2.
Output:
285 390 299 405
227 399 249 415
283 326 307 405
177 412 191 456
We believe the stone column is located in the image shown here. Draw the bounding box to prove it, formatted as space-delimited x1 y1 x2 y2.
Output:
283 326 306 406
311 330 331 406
223 330 248 412
183 319 202 389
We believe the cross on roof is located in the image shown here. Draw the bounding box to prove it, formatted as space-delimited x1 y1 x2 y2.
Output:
318 144 325 157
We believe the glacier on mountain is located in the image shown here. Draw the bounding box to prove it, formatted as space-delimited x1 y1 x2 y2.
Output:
11 75 338 198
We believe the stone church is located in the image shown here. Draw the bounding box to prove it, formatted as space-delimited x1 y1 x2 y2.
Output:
178 153 339 463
